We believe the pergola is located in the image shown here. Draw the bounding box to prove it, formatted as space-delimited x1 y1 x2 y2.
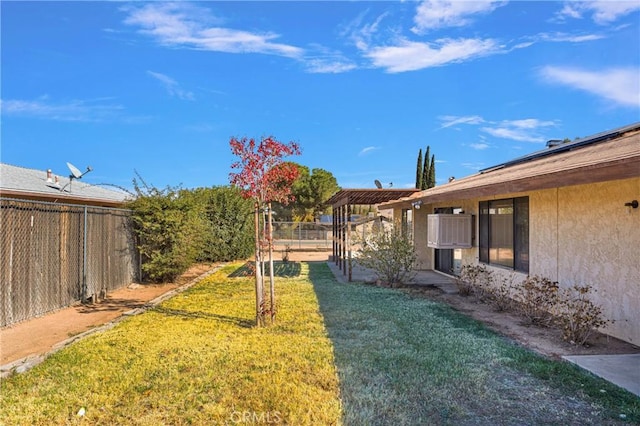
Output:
326 188 419 281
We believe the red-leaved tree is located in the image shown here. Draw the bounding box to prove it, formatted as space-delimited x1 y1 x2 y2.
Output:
229 136 301 326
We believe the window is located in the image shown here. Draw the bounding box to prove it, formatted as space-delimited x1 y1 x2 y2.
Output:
401 208 412 237
479 197 529 272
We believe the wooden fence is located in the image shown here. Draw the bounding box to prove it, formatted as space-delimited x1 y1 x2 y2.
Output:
0 198 139 327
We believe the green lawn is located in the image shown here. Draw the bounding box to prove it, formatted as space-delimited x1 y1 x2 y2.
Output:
1 261 638 425
311 263 640 425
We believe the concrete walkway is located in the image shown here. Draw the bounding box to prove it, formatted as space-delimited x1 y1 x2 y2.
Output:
563 354 640 397
326 260 640 398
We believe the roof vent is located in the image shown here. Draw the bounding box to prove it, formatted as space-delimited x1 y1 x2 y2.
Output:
546 139 563 148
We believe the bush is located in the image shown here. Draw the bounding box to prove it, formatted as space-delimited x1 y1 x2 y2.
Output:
456 266 613 346
513 275 559 327
193 187 254 262
554 285 612 346
487 273 516 312
454 265 475 296
128 176 254 283
356 221 416 286
128 180 204 283
456 264 492 297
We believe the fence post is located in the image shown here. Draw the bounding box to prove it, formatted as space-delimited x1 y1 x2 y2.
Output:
82 206 88 302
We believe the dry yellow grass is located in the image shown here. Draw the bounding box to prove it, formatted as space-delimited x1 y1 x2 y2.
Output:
0 263 341 425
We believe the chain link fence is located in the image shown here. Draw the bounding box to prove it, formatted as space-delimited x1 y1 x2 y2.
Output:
0 197 139 327
271 222 332 249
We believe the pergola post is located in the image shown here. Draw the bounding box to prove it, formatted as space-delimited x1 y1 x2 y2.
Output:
347 202 352 282
325 188 419 283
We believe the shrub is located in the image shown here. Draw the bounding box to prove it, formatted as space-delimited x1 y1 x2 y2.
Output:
356 221 416 286
455 265 476 296
488 273 516 312
513 275 559 327
554 285 612 346
128 179 204 283
193 186 254 262
474 267 495 303
128 176 254 283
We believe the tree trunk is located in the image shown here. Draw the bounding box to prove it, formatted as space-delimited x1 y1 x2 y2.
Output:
268 202 276 323
254 203 265 327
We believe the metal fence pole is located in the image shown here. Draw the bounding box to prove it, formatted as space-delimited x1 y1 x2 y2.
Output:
82 206 88 302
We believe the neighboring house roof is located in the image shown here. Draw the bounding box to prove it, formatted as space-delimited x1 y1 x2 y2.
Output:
0 163 130 207
381 122 640 208
326 188 420 207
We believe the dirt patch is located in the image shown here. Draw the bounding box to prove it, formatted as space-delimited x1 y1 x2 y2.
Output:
0 263 218 366
402 285 640 359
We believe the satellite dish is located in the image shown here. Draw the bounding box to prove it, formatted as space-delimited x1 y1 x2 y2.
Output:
374 179 382 189
61 162 93 193
66 162 93 180
67 162 83 179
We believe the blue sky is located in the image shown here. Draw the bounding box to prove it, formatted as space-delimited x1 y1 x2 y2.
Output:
2 1 639 191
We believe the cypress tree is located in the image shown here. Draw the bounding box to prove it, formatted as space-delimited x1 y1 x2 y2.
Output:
415 149 423 189
427 155 436 188
421 146 430 190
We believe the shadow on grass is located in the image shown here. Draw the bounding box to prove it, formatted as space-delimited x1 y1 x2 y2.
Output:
307 261 640 425
152 306 254 328
228 261 302 278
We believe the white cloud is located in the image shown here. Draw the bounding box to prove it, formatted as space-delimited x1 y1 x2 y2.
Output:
123 2 303 58
481 119 557 143
0 98 124 122
305 59 357 74
439 115 485 128
343 10 391 51
461 162 485 171
366 37 499 73
555 1 640 25
303 45 358 74
539 32 605 43
147 71 195 100
412 0 506 33
540 66 640 107
469 143 490 150
358 146 380 156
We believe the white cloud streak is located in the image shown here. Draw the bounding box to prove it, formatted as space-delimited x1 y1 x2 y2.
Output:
540 66 640 108
1 98 125 122
359 146 380 156
469 143 490 150
482 119 558 143
147 71 195 100
366 37 499 73
412 0 506 33
556 1 640 25
123 2 303 58
439 115 485 128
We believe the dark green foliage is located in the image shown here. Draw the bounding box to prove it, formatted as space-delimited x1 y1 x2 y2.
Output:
194 186 254 262
421 146 430 190
273 163 339 221
418 146 436 190
127 175 254 283
415 148 423 189
427 155 436 188
128 177 204 283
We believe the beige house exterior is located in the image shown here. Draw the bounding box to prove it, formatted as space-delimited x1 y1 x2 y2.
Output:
381 123 640 345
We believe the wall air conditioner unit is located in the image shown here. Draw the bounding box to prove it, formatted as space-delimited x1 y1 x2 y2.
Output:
427 214 472 249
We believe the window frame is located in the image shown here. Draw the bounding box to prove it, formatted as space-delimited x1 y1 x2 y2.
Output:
478 196 529 273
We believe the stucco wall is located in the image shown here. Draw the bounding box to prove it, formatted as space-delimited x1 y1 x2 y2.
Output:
410 177 640 344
